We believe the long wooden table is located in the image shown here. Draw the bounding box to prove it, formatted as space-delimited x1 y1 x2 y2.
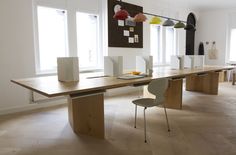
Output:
11 66 233 139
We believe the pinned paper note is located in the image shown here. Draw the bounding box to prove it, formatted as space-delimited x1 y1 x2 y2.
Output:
124 30 130 36
134 35 139 43
125 18 136 26
130 27 134 32
129 37 134 43
118 20 124 26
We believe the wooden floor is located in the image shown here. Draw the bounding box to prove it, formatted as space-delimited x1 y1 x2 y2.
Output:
0 83 236 155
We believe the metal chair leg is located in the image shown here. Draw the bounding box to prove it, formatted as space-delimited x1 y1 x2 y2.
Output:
134 105 137 128
144 107 147 143
163 104 170 132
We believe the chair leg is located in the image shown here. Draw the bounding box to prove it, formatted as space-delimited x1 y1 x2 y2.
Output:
163 104 170 132
134 105 137 128
144 107 147 143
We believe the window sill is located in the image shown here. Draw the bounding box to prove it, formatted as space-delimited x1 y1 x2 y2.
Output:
36 69 104 77
153 64 170 68
226 61 236 65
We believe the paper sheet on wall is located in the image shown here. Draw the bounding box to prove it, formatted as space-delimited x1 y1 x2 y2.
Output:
118 20 124 26
124 30 130 36
208 44 218 59
128 37 134 43
134 35 139 43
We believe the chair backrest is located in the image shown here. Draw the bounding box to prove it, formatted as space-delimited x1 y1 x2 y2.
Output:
147 78 169 104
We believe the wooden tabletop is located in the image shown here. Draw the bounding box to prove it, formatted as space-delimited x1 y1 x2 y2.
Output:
11 66 234 97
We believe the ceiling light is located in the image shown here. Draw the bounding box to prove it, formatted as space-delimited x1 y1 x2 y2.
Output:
111 1 188 26
113 9 129 20
149 16 162 24
133 13 147 22
174 21 186 28
162 19 175 27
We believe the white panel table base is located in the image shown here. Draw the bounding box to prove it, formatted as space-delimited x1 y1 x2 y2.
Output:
67 91 105 139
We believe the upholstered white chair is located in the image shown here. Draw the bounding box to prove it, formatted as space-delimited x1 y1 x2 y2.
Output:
132 78 170 143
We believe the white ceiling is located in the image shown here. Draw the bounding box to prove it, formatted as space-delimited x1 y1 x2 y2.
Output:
170 0 236 10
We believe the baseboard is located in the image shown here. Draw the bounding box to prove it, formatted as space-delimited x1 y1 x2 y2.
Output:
0 99 67 116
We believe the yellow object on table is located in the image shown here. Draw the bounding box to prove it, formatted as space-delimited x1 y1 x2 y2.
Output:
131 71 141 75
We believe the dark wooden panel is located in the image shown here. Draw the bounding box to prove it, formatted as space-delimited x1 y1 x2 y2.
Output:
108 0 143 48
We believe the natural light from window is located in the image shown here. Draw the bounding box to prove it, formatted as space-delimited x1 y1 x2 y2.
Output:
229 29 236 62
165 28 175 64
37 6 68 73
76 12 99 69
150 26 176 66
150 25 162 65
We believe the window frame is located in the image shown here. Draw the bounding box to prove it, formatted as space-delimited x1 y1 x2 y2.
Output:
150 25 177 67
227 28 236 63
164 27 177 64
76 12 103 72
226 12 236 64
150 25 162 66
33 5 69 75
33 3 104 75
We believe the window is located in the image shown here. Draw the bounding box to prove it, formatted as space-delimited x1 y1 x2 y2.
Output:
151 26 177 66
229 29 236 62
227 12 236 63
35 6 68 74
150 25 162 65
76 12 101 70
165 27 176 64
34 5 103 74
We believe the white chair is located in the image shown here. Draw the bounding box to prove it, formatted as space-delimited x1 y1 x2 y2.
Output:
132 78 170 143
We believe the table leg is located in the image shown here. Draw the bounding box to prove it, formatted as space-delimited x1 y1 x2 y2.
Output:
218 70 227 82
165 78 183 109
186 73 207 92
67 91 105 138
204 72 219 94
186 72 219 95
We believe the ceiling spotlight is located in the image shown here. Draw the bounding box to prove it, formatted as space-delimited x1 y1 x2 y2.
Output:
133 13 147 22
163 19 175 27
113 9 129 20
174 21 186 28
149 16 162 24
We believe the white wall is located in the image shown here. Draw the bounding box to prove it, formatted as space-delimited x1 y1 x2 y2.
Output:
0 0 35 113
195 10 230 65
0 0 102 115
0 0 193 115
